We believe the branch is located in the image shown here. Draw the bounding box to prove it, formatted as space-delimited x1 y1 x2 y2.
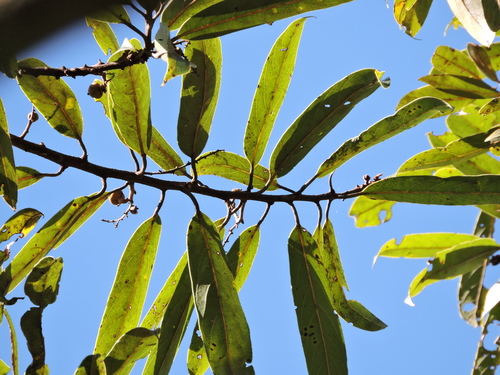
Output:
10 134 373 204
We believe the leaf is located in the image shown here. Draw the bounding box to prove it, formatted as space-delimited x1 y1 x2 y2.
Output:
244 18 306 167
419 74 498 98
0 359 9 375
447 0 495 46
141 252 193 375
0 208 43 243
0 192 109 296
20 307 47 374
479 98 500 115
447 103 496 137
2 309 19 375
147 126 187 176
288 226 347 374
473 303 500 374
377 233 480 259
322 220 348 289
88 5 130 24
187 212 253 374
74 355 106 375
431 45 481 78
15 167 43 190
104 328 158 374
17 58 84 140
270 69 387 178
24 257 63 309
467 43 499 82
195 151 279 190
349 195 396 227
177 0 354 40
408 238 499 299
162 0 224 31
107 39 151 156
94 214 161 356
316 97 451 177
177 38 222 158
393 0 433 37
0 99 17 209
361 175 500 205
397 127 499 173
86 18 120 56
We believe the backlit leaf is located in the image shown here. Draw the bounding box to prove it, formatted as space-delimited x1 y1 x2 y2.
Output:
473 303 500 374
447 0 495 46
89 5 130 24
0 99 16 209
270 69 387 178
316 97 451 177
24 257 63 309
148 126 187 176
0 208 43 243
393 0 433 37
349 195 395 227
432 45 481 78
86 18 120 56
74 354 106 375
447 104 496 137
419 74 498 98
20 307 47 374
0 192 109 296
187 212 253 374
479 98 500 115
467 43 499 82
17 58 84 140
177 38 221 158
94 214 161 356
162 0 224 31
244 18 306 166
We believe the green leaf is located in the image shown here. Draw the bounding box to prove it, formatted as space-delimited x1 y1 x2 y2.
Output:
0 192 109 296
473 303 500 374
408 238 500 300
244 18 306 166
17 58 84 140
86 18 120 56
20 307 47 374
2 309 19 375
107 40 151 156
0 208 43 243
0 359 9 375
447 0 495 46
104 327 158 374
148 126 187 176
270 69 387 178
349 195 395 227
447 104 496 137
467 43 499 82
419 74 498 98
177 38 221 158
74 354 106 375
0 99 17 209
88 5 130 24
141 252 193 375
288 226 347 374
432 45 481 78
393 0 432 37
94 214 161 356
362 175 500 205
162 0 224 31
24 257 63 309
321 220 348 289
397 126 499 173
15 167 43 190
177 0 354 40
377 233 481 259
187 212 253 374
316 97 451 177
196 151 279 190
479 98 500 115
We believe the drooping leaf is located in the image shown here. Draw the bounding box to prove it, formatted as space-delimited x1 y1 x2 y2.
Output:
24 257 63 309
0 99 17 209
148 126 187 176
361 175 500 205
393 0 433 37
432 45 481 78
104 327 158 374
17 58 84 140
0 208 43 243
244 18 306 167
107 39 151 156
349 195 396 227
408 238 500 300
20 307 47 374
2 309 19 375
195 151 279 190
86 18 120 56
447 0 496 46
176 0 354 40
270 69 388 178
288 226 347 374
88 5 130 24
316 97 451 177
419 74 498 98
467 43 499 82
0 192 110 296
141 252 193 375
94 214 161 356
177 38 221 158
162 0 224 30
187 212 253 374
322 220 348 289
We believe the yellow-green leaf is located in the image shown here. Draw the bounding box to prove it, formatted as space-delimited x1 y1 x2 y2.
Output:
0 208 43 243
24 256 63 308
393 0 432 37
0 99 17 209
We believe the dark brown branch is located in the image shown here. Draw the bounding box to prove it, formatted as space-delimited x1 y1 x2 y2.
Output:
10 134 372 204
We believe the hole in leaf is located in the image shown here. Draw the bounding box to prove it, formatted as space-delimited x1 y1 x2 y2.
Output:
343 101 351 105
325 104 330 108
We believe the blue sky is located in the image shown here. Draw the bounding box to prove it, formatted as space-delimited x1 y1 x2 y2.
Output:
0 1 494 374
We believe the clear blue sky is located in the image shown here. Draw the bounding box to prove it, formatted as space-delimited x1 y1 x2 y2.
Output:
0 1 493 374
